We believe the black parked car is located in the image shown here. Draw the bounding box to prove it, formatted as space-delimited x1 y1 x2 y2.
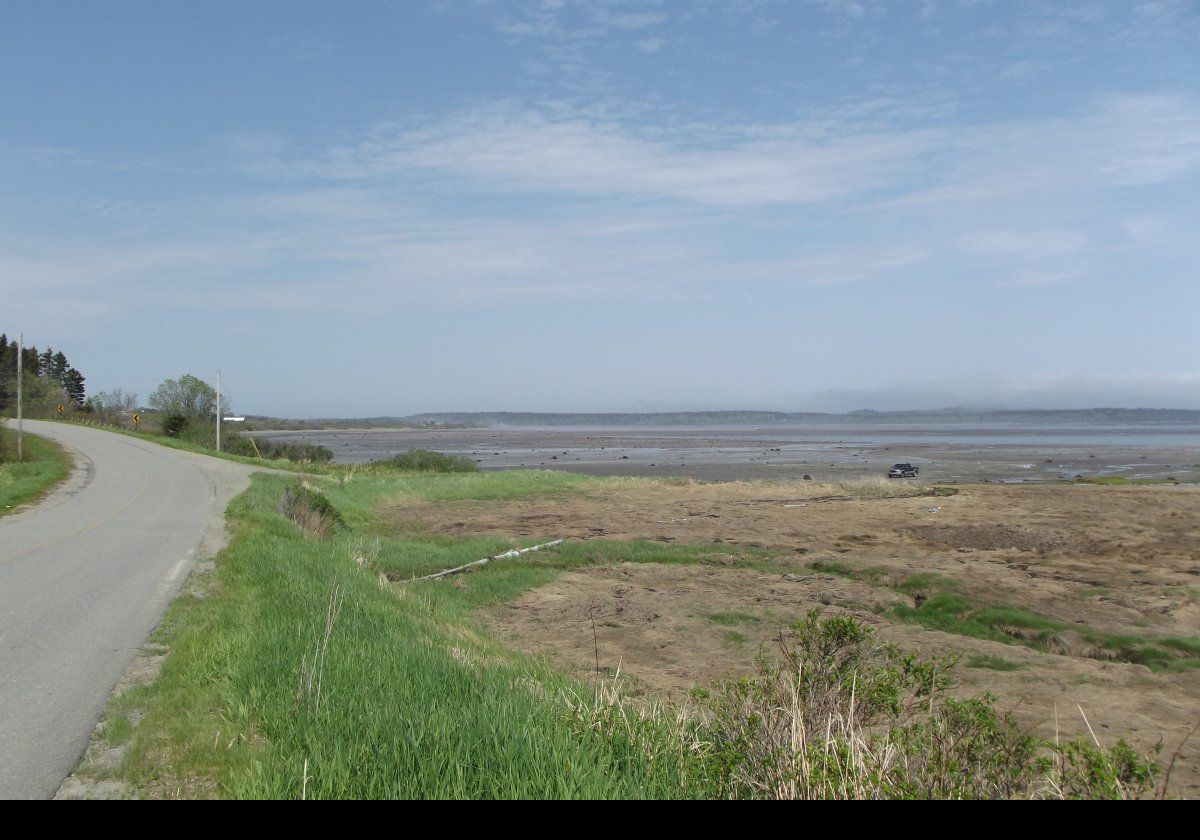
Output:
888 463 919 478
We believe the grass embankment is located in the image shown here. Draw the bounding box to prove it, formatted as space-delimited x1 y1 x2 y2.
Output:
92 468 1164 799
98 470 721 798
0 429 71 516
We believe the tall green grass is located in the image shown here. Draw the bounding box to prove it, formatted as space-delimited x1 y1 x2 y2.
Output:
0 429 71 515
111 475 714 798
329 466 593 507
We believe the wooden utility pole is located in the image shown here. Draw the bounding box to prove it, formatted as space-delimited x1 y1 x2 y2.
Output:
215 369 221 452
16 332 23 460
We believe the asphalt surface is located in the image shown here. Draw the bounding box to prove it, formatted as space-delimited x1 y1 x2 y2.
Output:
0 421 260 799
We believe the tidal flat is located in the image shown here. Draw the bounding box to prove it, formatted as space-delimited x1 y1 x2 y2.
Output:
250 423 1200 485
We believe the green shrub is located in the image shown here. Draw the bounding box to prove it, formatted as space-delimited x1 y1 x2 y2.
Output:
698 611 1159 799
279 482 344 537
256 438 334 463
376 449 478 473
160 414 189 438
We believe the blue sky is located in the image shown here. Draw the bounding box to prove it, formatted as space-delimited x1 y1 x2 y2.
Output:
2 0 1198 416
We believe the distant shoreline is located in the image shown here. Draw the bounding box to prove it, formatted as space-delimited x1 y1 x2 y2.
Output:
244 407 1200 431
245 423 1200 485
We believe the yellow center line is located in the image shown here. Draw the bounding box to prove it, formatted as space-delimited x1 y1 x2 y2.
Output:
0 468 153 565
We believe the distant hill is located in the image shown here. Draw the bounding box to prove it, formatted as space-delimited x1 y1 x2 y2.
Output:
241 416 475 431
290 408 1200 428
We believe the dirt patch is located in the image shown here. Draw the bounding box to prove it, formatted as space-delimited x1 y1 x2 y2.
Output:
487 561 1200 797
490 563 905 695
911 523 1073 553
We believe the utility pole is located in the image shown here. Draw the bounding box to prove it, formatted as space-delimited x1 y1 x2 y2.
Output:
215 369 221 452
16 332 23 460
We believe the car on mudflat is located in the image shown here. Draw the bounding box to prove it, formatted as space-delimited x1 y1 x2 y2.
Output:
888 463 919 478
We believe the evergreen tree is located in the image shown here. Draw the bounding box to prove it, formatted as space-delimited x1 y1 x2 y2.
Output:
64 368 86 407
0 335 9 412
0 337 87 414
23 345 40 377
51 351 69 385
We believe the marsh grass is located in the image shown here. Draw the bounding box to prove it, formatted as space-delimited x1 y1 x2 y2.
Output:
371 449 479 473
966 654 1027 672
799 556 1200 673
891 589 1200 672
705 611 763 627
365 537 785 587
327 467 592 514
832 477 944 498
807 561 955 595
720 476 953 501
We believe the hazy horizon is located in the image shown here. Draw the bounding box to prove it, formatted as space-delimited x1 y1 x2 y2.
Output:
4 2 1197 417
265 402 1200 422
237 374 1200 417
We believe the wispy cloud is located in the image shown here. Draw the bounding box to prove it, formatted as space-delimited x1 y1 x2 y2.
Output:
278 106 936 207
960 229 1087 258
634 37 667 52
252 93 1200 215
9 91 1198 326
496 0 668 40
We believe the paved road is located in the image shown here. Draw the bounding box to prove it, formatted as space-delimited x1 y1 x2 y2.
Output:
0 421 260 799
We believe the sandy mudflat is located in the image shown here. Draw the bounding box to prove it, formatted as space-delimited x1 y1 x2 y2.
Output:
253 424 1200 484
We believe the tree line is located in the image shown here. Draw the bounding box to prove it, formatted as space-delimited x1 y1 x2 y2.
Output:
0 334 87 416
2 345 330 462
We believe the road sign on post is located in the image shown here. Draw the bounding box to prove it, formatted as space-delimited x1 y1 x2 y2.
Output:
132 413 141 428
56 404 64 415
